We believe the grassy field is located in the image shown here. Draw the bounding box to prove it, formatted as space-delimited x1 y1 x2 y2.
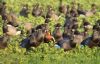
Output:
0 0 100 64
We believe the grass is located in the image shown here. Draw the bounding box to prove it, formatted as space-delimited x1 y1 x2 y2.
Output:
0 0 100 64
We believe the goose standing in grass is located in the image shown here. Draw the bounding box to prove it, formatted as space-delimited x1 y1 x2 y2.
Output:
30 29 44 47
46 6 59 21
32 3 43 17
59 0 67 15
20 4 29 17
56 28 76 51
72 30 84 45
81 20 100 48
24 22 33 35
2 22 21 36
85 4 97 17
20 29 44 49
0 34 10 49
0 2 7 21
53 23 63 42
77 3 86 15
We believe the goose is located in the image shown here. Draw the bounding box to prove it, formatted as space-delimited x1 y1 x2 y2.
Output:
81 24 100 48
0 34 10 49
59 0 67 15
3 23 21 36
20 4 29 17
85 4 97 17
53 24 63 42
77 3 86 15
46 7 59 21
32 3 43 17
24 22 33 35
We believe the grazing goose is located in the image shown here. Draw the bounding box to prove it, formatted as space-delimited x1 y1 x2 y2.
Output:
24 22 33 35
0 34 10 49
70 1 78 17
20 30 37 49
81 25 100 48
82 19 93 38
64 15 71 31
20 4 29 17
85 4 97 17
2 12 19 27
45 18 51 23
3 23 21 36
0 2 6 16
81 31 99 48
56 36 76 51
53 24 63 42
59 0 67 15
0 3 19 27
77 3 86 15
46 7 59 21
32 3 43 17
90 4 97 14
35 23 49 33
30 29 44 47
20 29 44 49
64 17 78 36
72 30 84 45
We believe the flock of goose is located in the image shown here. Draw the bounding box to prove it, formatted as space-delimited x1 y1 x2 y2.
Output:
0 0 100 51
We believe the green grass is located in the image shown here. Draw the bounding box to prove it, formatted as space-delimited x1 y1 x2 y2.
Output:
0 0 100 64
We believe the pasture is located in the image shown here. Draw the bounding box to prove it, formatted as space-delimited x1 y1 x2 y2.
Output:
0 0 100 64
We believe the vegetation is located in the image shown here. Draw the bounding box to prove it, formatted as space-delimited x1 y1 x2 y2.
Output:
0 0 100 64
